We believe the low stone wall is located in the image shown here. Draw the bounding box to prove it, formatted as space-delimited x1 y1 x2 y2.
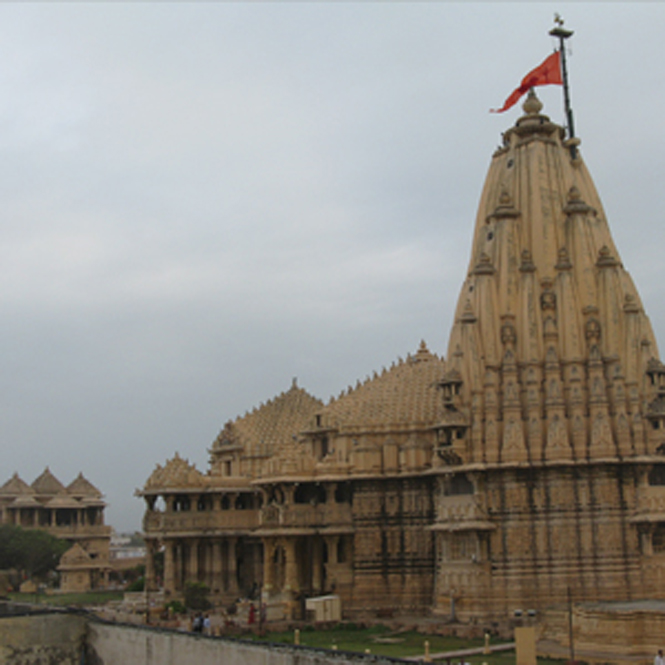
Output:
86 620 397 665
539 600 665 662
0 604 399 665
0 610 86 664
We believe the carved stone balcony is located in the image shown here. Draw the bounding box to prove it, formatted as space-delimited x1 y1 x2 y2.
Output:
630 486 665 524
143 509 260 535
431 495 494 532
259 502 353 531
44 524 112 539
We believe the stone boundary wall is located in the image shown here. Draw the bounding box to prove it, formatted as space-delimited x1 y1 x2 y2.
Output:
539 602 665 661
0 609 86 665
0 604 401 665
86 620 399 665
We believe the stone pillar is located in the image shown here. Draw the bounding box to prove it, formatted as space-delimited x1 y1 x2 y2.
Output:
325 535 340 592
325 536 339 564
199 540 209 588
188 539 199 583
263 538 275 594
643 527 655 557
205 541 214 589
228 537 238 594
212 540 223 594
283 484 295 505
164 541 176 595
312 539 323 593
284 538 299 592
176 542 184 591
145 539 157 591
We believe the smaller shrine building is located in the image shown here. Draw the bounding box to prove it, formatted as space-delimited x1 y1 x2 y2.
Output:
0 468 112 592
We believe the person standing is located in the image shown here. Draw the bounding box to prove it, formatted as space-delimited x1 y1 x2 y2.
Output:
655 649 664 665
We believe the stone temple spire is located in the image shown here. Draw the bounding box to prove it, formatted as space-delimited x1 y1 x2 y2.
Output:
444 89 660 466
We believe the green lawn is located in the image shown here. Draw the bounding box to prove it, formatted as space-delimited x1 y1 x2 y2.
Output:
246 625 566 664
249 625 485 659
8 590 124 606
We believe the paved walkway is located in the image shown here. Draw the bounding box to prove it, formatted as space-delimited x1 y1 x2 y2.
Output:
408 639 653 664
405 642 515 662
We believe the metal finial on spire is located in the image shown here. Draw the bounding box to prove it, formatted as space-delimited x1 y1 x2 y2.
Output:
549 16 576 158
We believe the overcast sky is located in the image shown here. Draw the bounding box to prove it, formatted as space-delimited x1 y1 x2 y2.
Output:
2 3 664 532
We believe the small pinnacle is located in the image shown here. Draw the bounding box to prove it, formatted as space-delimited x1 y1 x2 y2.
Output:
522 88 543 115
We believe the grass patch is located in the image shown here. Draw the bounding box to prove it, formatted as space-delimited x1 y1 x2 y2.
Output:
8 591 124 606
248 626 490 659
246 626 566 665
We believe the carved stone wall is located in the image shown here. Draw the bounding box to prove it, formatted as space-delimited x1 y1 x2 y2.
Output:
350 478 434 614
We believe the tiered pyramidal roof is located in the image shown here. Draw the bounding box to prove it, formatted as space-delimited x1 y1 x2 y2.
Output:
315 341 444 432
210 380 324 458
0 469 105 507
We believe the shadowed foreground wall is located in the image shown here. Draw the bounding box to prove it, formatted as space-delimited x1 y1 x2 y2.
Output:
0 611 86 665
0 607 396 665
86 621 388 665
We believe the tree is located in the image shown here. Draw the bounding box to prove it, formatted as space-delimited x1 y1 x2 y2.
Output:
128 532 145 547
184 581 211 610
0 525 69 580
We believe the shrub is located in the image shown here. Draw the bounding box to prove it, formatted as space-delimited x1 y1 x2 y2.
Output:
184 581 211 611
126 577 144 592
165 599 186 614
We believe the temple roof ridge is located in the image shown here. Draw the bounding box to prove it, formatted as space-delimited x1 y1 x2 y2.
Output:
144 453 205 491
208 381 323 465
0 472 33 496
66 472 103 499
46 490 81 509
314 342 445 430
31 467 65 496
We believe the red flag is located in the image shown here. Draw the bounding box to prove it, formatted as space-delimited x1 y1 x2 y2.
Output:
491 51 562 113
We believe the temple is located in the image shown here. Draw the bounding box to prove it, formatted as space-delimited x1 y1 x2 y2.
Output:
0 468 111 592
138 90 665 621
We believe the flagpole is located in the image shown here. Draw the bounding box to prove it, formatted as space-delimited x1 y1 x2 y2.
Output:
549 18 576 158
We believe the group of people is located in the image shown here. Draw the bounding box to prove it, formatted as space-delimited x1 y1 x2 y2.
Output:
191 613 211 634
